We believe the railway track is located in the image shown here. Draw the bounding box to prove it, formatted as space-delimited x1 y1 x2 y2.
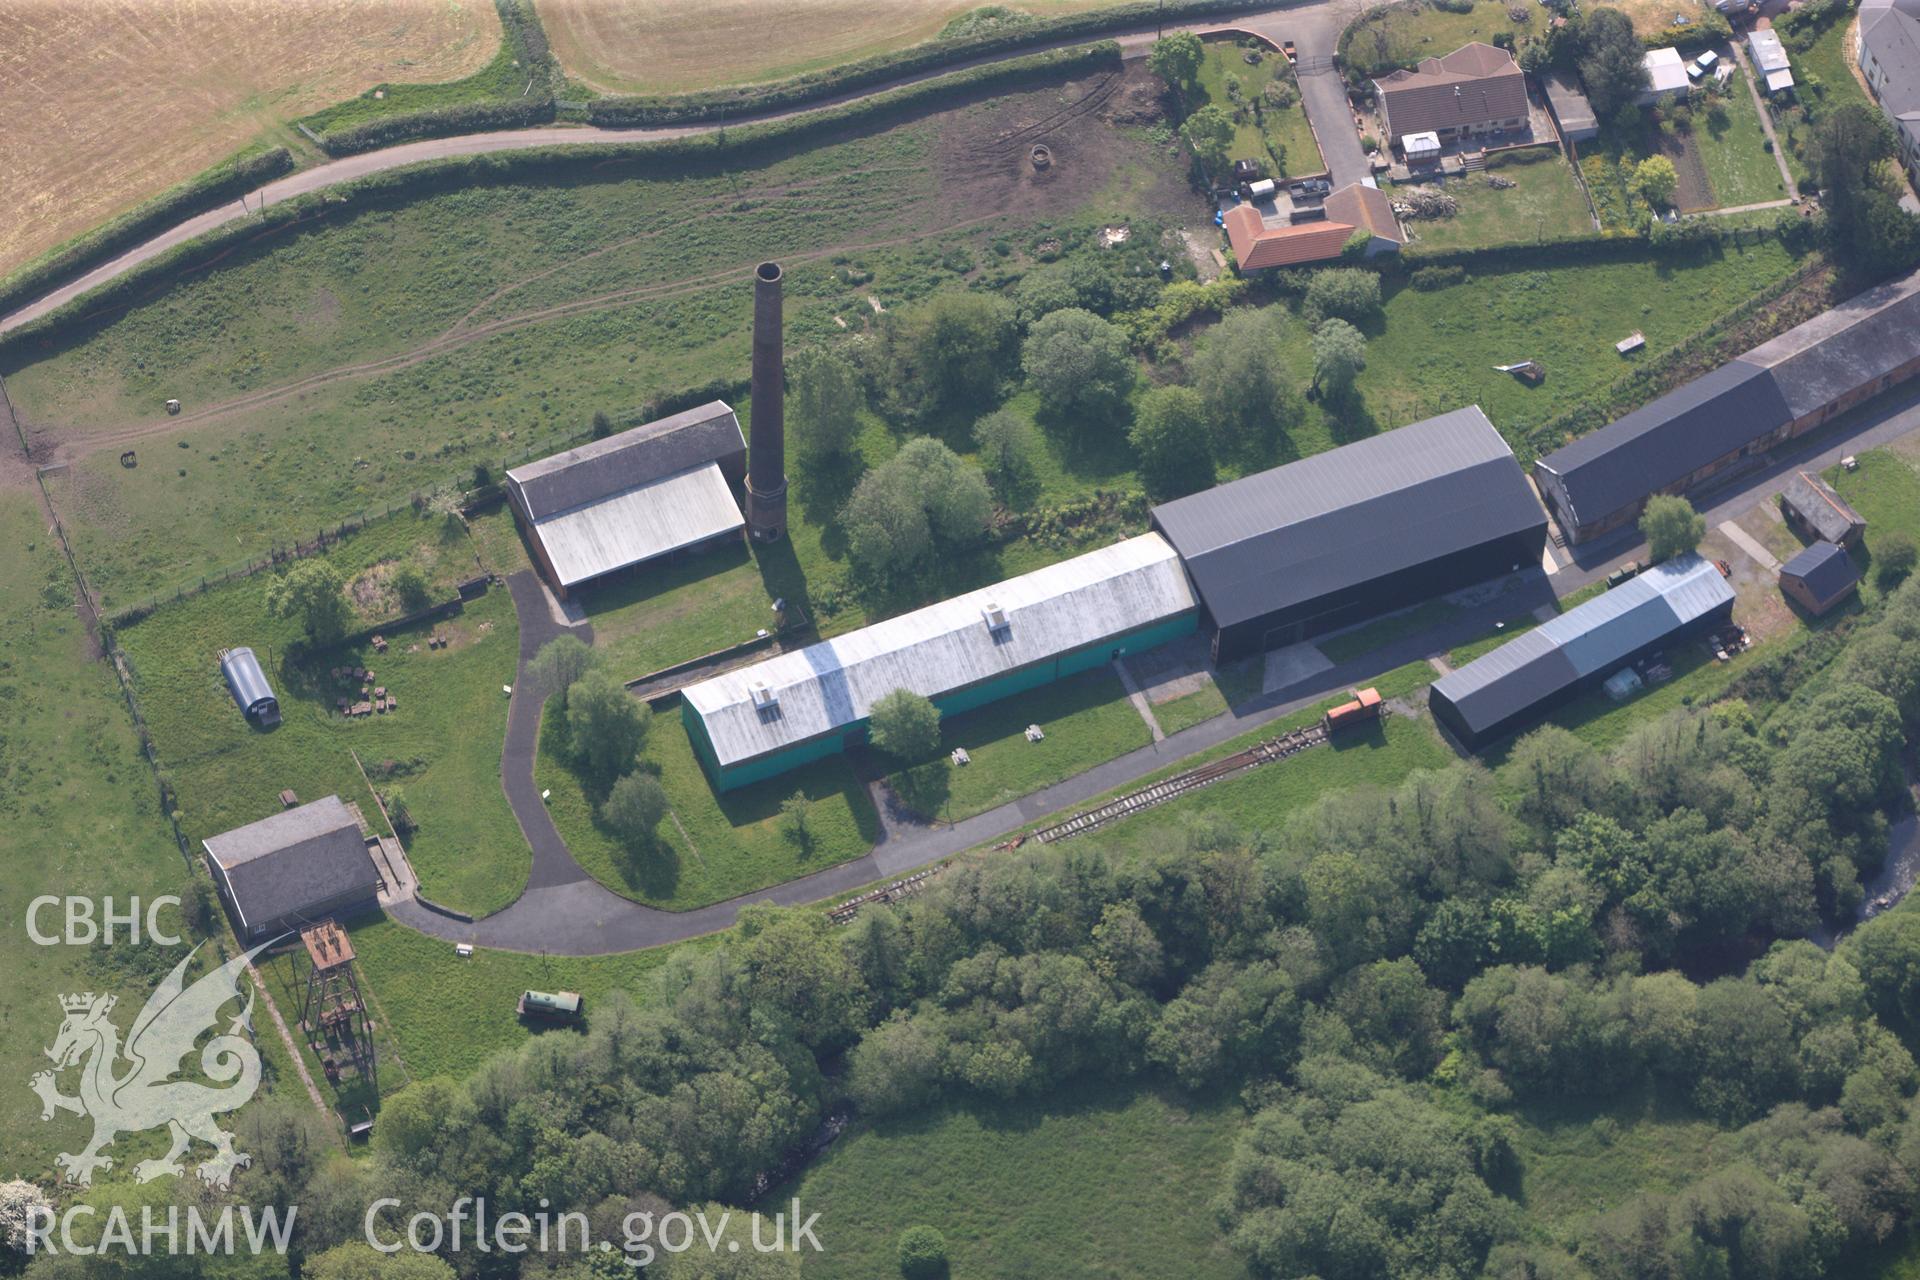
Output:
1029 720 1344 844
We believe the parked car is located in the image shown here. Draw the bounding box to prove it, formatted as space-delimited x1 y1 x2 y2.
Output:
1288 178 1331 200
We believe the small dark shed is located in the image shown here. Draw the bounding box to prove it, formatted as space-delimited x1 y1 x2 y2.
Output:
220 647 280 726
1778 542 1861 616
1779 471 1866 548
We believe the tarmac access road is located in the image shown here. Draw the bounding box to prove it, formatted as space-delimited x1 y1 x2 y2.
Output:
0 1 1366 335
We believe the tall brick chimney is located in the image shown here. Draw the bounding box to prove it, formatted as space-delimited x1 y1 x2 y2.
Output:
746 261 787 542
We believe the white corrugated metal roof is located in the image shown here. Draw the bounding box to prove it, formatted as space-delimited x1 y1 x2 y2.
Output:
531 461 744 587
684 534 1197 768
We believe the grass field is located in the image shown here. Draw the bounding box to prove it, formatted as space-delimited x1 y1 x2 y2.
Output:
1194 36 1321 178
1693 70 1790 207
0 493 320 1176
1152 679 1229 734
110 509 530 917
537 0 1124 94
784 1082 1250 1279
1830 448 1920 606
884 667 1154 822
537 707 882 911
1510 1091 1724 1238
0 0 499 280
1394 159 1596 251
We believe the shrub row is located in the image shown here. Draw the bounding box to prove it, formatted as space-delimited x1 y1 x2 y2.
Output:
315 96 560 157
0 147 293 323
0 43 1124 361
584 0 1263 126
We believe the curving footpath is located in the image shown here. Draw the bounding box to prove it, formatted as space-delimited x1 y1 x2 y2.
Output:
0 2 1359 336
385 568 1559 954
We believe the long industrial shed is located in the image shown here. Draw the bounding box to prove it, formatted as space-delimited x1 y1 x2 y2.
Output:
681 534 1199 791
1150 406 1548 663
1428 553 1736 750
1535 267 1920 545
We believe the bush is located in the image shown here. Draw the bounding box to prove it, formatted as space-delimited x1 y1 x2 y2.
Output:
1410 264 1470 291
897 1225 949 1279
1877 534 1917 588
869 689 942 763
1302 267 1383 325
600 771 668 851
1639 494 1706 561
390 563 432 612
1021 307 1136 419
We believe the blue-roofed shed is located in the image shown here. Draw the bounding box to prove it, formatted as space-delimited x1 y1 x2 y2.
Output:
1779 542 1861 616
220 647 280 726
1428 554 1735 749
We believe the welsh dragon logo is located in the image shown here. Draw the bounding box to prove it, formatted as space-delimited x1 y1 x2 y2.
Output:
29 941 272 1189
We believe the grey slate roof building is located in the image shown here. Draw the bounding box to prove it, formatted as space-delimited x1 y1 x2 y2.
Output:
682 535 1198 789
1534 266 1920 545
505 401 748 597
1859 0 1920 177
219 646 279 726
1779 541 1861 616
1150 406 1548 662
1779 471 1867 547
1429 554 1736 749
201 795 382 942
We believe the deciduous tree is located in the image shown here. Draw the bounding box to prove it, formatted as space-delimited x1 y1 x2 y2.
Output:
1129 384 1215 499
1639 493 1705 560
868 688 941 762
264 559 352 645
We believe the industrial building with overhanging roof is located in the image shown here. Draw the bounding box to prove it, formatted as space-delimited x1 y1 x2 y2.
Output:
680 534 1198 790
202 795 383 942
504 401 749 597
1149 406 1547 662
1428 554 1736 750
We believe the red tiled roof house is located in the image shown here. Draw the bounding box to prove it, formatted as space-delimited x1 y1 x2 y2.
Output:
1223 186 1405 272
1372 43 1529 147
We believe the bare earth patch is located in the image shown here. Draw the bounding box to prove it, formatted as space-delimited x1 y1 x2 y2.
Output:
0 0 501 277
537 0 1123 94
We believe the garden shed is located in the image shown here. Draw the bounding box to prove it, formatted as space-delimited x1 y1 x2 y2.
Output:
1779 471 1867 548
681 535 1198 790
1778 542 1861 616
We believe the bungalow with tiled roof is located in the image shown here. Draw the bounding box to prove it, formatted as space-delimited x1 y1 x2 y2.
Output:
1372 43 1529 147
1223 186 1405 272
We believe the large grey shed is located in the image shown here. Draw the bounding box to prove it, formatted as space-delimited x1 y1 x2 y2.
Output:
202 795 382 942
220 647 280 726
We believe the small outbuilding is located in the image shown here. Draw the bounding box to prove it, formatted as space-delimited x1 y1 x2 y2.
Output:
1542 70 1599 143
1747 30 1796 94
219 647 280 727
1640 48 1692 104
1778 541 1861 616
202 795 382 943
1779 470 1867 547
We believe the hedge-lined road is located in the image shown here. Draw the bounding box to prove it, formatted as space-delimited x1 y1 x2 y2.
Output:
0 1 1365 336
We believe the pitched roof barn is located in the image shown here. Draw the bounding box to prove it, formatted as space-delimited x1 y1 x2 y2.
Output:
202 795 381 940
682 535 1197 772
1779 471 1867 547
1739 267 1920 421
1533 361 1794 535
1430 554 1735 748
1150 406 1546 655
1778 541 1861 615
505 401 748 593
1373 43 1528 140
1224 205 1360 270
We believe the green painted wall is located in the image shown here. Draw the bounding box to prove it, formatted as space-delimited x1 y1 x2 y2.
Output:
691 611 1197 792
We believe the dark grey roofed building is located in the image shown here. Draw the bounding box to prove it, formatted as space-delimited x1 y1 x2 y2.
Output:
1532 361 1793 544
1429 554 1735 749
1779 541 1861 616
1542 70 1599 142
505 402 749 597
1779 471 1867 548
1150 406 1548 662
1741 268 1920 425
202 795 382 942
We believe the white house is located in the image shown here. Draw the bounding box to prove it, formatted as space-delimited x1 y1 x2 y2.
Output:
1640 48 1692 104
1859 0 1920 179
1746 29 1796 95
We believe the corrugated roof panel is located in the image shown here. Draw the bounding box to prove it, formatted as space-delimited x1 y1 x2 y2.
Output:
532 461 744 587
1151 407 1545 629
1432 554 1734 732
685 535 1197 768
220 646 276 714
506 402 745 519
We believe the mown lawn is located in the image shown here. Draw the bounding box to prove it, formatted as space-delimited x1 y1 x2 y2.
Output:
579 542 779 680
536 709 882 911
1153 679 1229 735
111 510 529 916
1193 36 1320 177
344 915 710 1081
1829 448 1920 606
1694 70 1790 207
1394 157 1595 251
884 668 1154 822
785 1082 1251 1280
1338 0 1532 79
